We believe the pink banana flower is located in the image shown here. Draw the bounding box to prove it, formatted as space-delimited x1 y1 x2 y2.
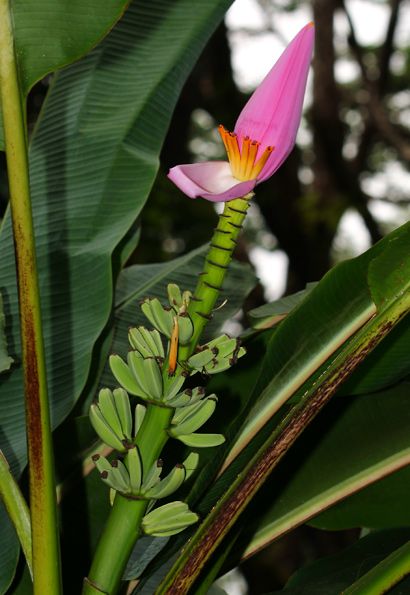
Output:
168 22 314 202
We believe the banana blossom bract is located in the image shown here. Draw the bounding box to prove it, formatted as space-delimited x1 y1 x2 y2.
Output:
168 23 314 202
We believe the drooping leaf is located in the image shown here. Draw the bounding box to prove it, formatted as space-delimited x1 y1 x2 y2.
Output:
0 0 234 478
0 0 131 149
242 381 410 559
0 293 13 374
223 222 410 471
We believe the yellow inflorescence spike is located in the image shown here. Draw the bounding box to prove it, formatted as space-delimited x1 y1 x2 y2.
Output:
218 125 274 182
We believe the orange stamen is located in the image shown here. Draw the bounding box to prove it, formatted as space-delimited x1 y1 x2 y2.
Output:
250 145 274 179
219 125 275 181
239 136 250 179
244 141 259 179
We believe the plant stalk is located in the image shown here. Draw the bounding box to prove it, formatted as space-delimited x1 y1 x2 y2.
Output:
0 1 62 592
84 405 173 594
84 194 252 594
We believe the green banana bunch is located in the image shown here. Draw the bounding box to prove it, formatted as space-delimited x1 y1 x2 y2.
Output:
142 501 198 537
141 294 193 345
167 283 191 314
109 352 163 402
168 394 225 448
187 335 246 374
89 388 132 453
165 386 206 408
92 454 132 494
141 297 174 338
93 448 198 500
128 327 164 359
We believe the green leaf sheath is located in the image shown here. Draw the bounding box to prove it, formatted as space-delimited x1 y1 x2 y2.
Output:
0 452 32 577
180 194 252 360
84 406 172 594
0 1 62 592
342 539 410 595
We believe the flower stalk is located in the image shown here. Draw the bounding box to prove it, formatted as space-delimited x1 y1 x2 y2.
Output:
0 0 62 591
84 194 253 594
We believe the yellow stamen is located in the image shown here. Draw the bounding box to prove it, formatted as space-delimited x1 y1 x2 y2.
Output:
218 124 275 182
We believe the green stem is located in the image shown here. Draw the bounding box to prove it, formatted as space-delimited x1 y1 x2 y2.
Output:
0 2 62 592
341 540 410 595
180 193 252 360
0 451 32 577
84 406 172 594
84 194 253 594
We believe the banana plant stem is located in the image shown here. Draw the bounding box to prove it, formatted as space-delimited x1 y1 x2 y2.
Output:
84 194 253 594
0 1 62 592
0 451 32 577
341 540 410 595
84 405 173 594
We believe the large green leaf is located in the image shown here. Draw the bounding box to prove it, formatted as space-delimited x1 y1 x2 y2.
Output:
310 466 410 531
242 381 410 559
223 222 410 470
0 0 233 478
0 0 131 149
0 293 12 374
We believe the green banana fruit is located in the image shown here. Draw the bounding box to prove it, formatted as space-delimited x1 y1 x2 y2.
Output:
142 460 163 492
170 397 217 436
167 283 182 310
109 354 151 400
187 347 216 371
176 313 194 345
176 433 225 448
182 452 199 481
128 327 164 359
163 370 186 403
89 403 127 452
98 389 123 437
134 403 146 437
141 298 174 337
144 464 186 499
126 446 143 493
127 352 163 401
142 501 198 537
113 388 132 439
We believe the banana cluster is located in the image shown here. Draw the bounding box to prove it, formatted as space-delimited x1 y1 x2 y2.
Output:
89 388 132 453
187 334 246 375
92 449 199 500
90 282 247 537
140 283 193 345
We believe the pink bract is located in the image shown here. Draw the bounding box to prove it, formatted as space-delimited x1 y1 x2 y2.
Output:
168 22 314 202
